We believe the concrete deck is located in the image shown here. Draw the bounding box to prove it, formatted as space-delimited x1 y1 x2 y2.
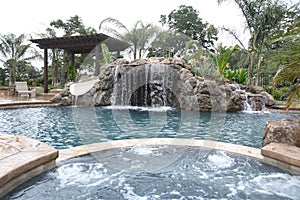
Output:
262 142 300 174
0 134 58 198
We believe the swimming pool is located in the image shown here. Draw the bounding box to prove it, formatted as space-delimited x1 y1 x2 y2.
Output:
0 106 299 149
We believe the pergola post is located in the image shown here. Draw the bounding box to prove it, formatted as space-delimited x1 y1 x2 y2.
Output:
95 45 100 76
44 48 48 93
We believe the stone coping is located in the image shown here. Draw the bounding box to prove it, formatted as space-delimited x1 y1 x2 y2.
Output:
58 138 263 162
262 142 300 171
0 101 58 109
58 139 300 175
0 134 58 198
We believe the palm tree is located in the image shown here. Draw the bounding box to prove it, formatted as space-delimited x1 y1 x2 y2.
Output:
218 0 288 86
99 18 160 60
38 27 64 85
0 33 38 85
272 20 300 108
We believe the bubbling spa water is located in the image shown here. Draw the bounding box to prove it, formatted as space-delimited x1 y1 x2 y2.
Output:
5 146 300 199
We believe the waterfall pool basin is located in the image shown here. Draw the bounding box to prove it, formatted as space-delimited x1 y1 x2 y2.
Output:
0 106 299 149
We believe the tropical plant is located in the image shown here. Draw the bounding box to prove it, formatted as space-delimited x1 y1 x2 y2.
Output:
224 69 235 81
191 58 219 79
209 44 239 76
0 33 39 85
160 5 218 50
218 0 290 86
235 68 248 85
224 68 248 84
272 18 300 107
99 18 160 60
100 43 114 65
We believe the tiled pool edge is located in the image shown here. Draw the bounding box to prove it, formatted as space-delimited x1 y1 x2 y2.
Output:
0 135 58 198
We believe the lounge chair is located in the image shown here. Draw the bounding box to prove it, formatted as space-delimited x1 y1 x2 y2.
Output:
15 82 33 98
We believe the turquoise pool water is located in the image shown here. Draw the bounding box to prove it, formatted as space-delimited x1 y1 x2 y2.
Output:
0 106 299 149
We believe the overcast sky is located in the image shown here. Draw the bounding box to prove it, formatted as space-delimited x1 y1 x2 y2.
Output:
0 0 252 46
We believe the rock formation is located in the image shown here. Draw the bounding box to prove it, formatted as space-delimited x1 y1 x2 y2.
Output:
262 118 300 147
51 58 275 112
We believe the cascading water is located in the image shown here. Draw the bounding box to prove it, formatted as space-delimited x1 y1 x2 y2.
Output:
111 64 175 107
231 83 266 112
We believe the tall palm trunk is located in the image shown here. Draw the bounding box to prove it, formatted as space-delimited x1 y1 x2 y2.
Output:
255 56 263 86
247 32 257 86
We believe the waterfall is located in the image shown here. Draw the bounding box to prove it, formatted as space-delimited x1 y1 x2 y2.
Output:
74 95 78 107
231 83 266 112
243 93 253 111
243 93 266 112
111 64 173 107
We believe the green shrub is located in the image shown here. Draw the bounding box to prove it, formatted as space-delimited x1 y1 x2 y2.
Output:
235 68 247 85
272 90 282 100
264 86 273 94
224 69 235 81
280 87 290 94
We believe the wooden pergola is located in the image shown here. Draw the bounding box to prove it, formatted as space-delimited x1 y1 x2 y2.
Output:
31 33 129 93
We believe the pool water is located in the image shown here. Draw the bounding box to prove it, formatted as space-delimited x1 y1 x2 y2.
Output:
4 146 300 199
0 106 299 149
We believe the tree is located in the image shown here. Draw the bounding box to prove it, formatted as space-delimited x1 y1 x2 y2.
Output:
160 5 218 50
0 33 39 85
49 15 96 84
218 0 289 86
272 7 300 108
99 18 160 60
50 15 96 36
147 30 191 57
209 44 240 75
38 27 63 85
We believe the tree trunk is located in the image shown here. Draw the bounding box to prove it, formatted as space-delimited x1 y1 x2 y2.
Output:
255 56 263 86
133 44 138 60
9 65 16 86
247 32 257 87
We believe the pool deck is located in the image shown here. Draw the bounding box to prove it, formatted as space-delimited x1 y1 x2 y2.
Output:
0 97 58 109
0 134 58 198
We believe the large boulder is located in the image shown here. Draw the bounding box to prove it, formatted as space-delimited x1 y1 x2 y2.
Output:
262 118 300 147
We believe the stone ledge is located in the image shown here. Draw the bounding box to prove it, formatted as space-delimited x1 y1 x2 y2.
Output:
261 142 300 170
0 134 58 198
58 138 263 162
